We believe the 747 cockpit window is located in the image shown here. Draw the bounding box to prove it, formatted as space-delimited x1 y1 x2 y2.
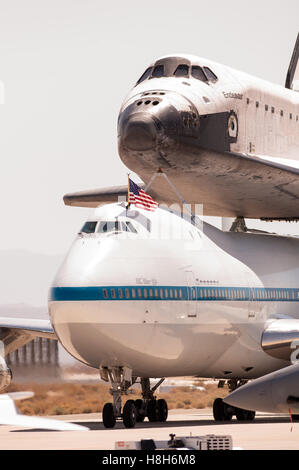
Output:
80 221 97 233
123 221 138 233
97 221 138 234
98 221 122 233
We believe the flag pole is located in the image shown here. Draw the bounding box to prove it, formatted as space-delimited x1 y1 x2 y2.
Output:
127 173 130 208
145 168 197 224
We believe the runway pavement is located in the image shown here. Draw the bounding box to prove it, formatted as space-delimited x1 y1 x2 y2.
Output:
0 408 298 450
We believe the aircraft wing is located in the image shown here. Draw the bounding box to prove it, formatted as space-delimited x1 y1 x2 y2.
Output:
0 317 57 357
0 393 88 431
63 153 299 219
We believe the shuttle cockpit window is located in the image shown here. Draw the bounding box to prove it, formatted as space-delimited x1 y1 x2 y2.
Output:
136 67 153 85
151 65 165 78
174 64 189 77
191 66 208 82
203 67 218 82
80 221 97 234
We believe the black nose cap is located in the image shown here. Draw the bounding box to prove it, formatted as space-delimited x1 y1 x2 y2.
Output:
122 114 157 150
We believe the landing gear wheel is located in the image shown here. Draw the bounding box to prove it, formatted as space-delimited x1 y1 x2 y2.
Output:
235 408 255 421
102 403 116 428
147 399 158 422
157 399 168 422
213 398 233 421
134 399 145 422
123 400 137 428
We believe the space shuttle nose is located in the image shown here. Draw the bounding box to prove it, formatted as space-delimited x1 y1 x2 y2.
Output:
122 114 158 151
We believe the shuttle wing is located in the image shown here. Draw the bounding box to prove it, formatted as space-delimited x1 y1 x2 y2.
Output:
63 184 131 208
0 317 57 357
63 153 299 219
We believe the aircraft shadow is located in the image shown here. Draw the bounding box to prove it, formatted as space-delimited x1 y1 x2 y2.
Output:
11 416 291 432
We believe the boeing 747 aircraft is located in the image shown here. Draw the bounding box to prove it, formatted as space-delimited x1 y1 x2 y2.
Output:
2 201 299 427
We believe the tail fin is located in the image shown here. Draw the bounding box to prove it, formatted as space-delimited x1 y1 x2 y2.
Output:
285 33 299 91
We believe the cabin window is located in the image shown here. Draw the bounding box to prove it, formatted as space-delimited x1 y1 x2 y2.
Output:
280 110 284 117
265 104 268 111
151 65 164 78
256 101 259 108
247 98 250 105
160 288 164 299
136 67 152 84
111 289 116 299
179 288 183 299
138 288 142 298
164 289 168 299
203 67 218 82
155 288 159 298
290 113 293 120
149 288 153 298
191 66 208 82
174 64 189 77
271 107 275 113
132 288 136 299
118 288 123 299
80 221 97 234
103 289 108 299
174 289 178 299
143 288 148 299
169 288 174 298
125 288 130 299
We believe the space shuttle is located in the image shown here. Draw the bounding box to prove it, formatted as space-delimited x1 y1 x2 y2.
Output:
1 34 299 431
65 35 299 222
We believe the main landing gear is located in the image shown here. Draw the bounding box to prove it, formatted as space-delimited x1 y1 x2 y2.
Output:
100 366 168 429
213 379 255 422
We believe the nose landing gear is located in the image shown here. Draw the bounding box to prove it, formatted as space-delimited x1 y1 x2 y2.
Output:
100 367 168 429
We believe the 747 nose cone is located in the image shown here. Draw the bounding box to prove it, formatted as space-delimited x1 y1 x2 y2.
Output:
122 114 157 151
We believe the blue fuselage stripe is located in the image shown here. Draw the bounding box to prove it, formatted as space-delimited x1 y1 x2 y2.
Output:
49 286 299 302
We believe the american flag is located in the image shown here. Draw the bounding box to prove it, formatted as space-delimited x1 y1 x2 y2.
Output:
128 178 158 211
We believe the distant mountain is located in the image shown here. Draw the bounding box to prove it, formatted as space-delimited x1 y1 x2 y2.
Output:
0 250 63 308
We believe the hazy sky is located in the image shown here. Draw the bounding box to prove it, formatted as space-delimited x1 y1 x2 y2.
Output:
1 0 299 256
